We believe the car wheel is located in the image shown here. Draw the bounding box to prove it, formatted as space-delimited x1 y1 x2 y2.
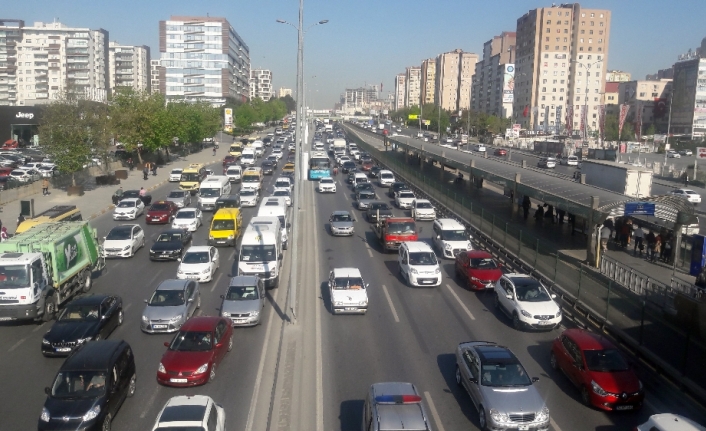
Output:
118 310 124 326
550 352 558 370
82 270 93 293
455 365 462 386
227 336 233 352
127 374 136 397
141 237 146 249
101 413 112 431
209 364 217 383
478 407 488 431
43 296 57 322
196 294 201 309
493 294 500 310
512 313 522 330
581 386 592 406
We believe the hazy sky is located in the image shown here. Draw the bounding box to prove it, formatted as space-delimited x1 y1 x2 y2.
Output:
5 0 706 109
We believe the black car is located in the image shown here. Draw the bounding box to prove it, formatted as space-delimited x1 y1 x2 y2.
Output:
215 193 240 211
353 182 375 194
368 166 382 178
42 295 123 357
341 160 356 174
366 201 393 223
261 161 275 175
39 340 136 431
388 182 410 198
263 136 272 146
149 229 192 261
122 189 152 206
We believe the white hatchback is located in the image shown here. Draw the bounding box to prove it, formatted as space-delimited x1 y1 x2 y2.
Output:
494 273 562 331
113 198 145 220
172 208 202 231
411 199 436 220
169 168 183 182
177 246 220 283
151 395 226 431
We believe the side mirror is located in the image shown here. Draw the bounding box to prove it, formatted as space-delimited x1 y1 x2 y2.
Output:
220 295 225 299
532 377 540 382
103 237 107 241
143 299 148 303
45 387 51 395
287 223 291 228
188 298 193 302
436 235 441 240
505 294 513 300
551 293 557 299
216 342 223 348
163 341 170 347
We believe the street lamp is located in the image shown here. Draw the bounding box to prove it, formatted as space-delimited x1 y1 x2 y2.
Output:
572 59 602 149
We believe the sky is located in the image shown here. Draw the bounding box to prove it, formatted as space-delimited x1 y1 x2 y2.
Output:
5 0 706 109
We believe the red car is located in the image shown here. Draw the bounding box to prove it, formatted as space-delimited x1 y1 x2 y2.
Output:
494 148 507 156
551 328 644 411
157 316 233 387
222 155 237 166
146 200 179 224
361 160 374 171
454 250 503 290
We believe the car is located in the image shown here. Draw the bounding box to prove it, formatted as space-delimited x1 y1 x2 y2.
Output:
538 157 557 168
329 211 355 236
272 147 284 160
432 218 472 258
455 341 550 431
353 182 374 194
366 201 393 223
669 188 702 204
150 229 192 261
220 275 265 326
455 250 503 290
39 340 136 431
636 414 706 431
222 155 237 166
561 155 579 166
41 295 123 357
361 160 375 171
177 245 220 283
667 150 681 158
275 176 293 190
169 168 183 182
272 187 292 206
38 165 58 178
151 395 226 431
472 144 487 152
328 267 368 313
172 207 203 232
9 168 40 182
146 200 179 225
166 189 192 208
395 190 417 209
287 153 295 163
378 170 395 187
388 181 409 198
113 197 145 220
368 166 382 178
103 224 145 258
363 382 432 431
398 241 441 287
267 154 279 166
346 170 360 184
551 328 644 411
261 160 275 175
156 316 232 387
411 199 436 221
282 162 295 177
494 273 562 330
355 190 377 210
341 160 356 174
240 187 260 207
678 149 693 156
141 279 201 333
121 188 152 205
318 177 337 193
494 148 507 156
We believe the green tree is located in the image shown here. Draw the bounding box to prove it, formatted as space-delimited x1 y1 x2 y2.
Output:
280 95 296 113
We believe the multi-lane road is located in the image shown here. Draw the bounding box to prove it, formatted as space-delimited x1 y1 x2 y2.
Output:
0 127 705 431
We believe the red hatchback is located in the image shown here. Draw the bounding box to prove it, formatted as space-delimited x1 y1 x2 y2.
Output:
157 316 233 387
454 250 503 290
361 160 374 171
551 328 644 411
222 155 237 166
494 148 507 156
146 200 179 224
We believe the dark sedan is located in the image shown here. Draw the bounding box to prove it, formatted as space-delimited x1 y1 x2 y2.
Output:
388 182 410 198
261 160 275 175
341 160 356 174
366 201 393 223
146 200 179 225
122 189 152 206
368 166 382 178
149 229 192 261
41 295 123 357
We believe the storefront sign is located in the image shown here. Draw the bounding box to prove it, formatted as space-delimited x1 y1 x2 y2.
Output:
624 202 655 216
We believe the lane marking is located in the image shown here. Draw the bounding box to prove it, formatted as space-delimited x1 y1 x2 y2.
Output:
445 284 475 320
381 285 400 323
343 192 349 201
550 417 563 431
211 272 224 292
147 271 160 286
313 182 324 431
140 386 160 418
229 250 236 260
9 337 26 351
367 249 373 258
32 323 46 332
123 303 132 312
423 391 446 431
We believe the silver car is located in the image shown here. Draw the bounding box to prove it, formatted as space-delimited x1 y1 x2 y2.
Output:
329 211 355 236
455 341 550 431
166 189 192 208
141 279 201 334
220 276 265 326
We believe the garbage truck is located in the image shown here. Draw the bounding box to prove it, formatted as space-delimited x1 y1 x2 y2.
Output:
0 221 104 322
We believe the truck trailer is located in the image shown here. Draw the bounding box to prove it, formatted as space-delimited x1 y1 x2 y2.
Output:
579 160 653 198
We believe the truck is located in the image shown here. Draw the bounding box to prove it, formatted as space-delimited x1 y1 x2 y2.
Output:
0 221 105 322
579 160 653 198
371 217 419 253
533 140 565 156
238 222 282 287
332 139 347 157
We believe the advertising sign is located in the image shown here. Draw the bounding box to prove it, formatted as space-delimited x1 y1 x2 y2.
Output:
697 147 706 159
408 114 419 120
55 232 86 280
512 123 521 132
224 108 233 132
624 202 655 216
502 64 515 103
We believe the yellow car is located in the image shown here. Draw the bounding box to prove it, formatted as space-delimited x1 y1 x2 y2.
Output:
282 163 295 176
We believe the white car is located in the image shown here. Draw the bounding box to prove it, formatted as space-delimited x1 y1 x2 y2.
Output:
38 165 58 178
113 198 145 220
667 150 681 158
274 176 293 190
102 224 145 258
679 149 694 156
328 267 368 314
472 144 487 152
9 168 40 182
350 150 360 160
271 148 283 160
670 188 702 204
395 190 416 209
151 395 226 431
432 218 472 259
172 208 202 231
318 177 337 193
378 170 395 187
398 242 442 287
169 168 183 182
240 188 260 207
493 273 562 330
272 187 292 206
411 199 436 220
636 414 706 431
177 245 220 283
337 155 351 165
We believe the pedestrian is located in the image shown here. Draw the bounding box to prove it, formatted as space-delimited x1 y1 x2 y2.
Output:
127 157 134 171
633 225 645 256
544 204 554 222
139 187 146 197
151 162 157 176
0 227 7 242
143 164 149 180
662 233 673 263
685 174 689 187
620 220 631 248
652 235 662 263
646 230 656 260
522 196 531 220
534 204 544 222
41 178 50 195
600 225 611 252
17 213 24 228
557 208 565 224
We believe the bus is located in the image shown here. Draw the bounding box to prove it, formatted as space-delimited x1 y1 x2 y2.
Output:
308 151 331 180
16 205 82 234
179 163 207 194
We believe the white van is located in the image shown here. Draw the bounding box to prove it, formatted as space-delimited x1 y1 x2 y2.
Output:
239 223 282 287
252 140 264 157
397 241 442 287
432 218 472 259
241 148 256 166
198 175 231 211
257 197 289 249
225 165 242 183
275 177 293 190
378 170 395 187
561 155 579 166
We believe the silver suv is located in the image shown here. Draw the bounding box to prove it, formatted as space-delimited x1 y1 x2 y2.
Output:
362 382 432 431
455 341 549 431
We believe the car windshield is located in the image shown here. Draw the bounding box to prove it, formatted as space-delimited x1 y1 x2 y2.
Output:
343 161 355 168
471 258 498 269
381 173 394 179
369 203 389 210
388 222 416 234
183 252 209 264
106 227 132 240
243 176 259 183
398 192 415 199
176 211 196 219
359 191 375 199
320 178 333 184
181 173 201 182
200 188 220 197
157 233 182 242
150 204 170 211
333 276 364 290
117 200 136 208
409 252 437 265
514 281 551 302
481 363 532 387
171 169 182 175
227 168 241 174
0 264 30 288
51 371 107 399
169 330 213 352
240 245 276 262
437 230 465 241
416 201 433 209
168 191 186 198
273 190 289 197
331 213 352 222
226 285 260 300
212 219 235 231
241 190 256 197
584 349 630 372
58 304 101 321
149 289 186 306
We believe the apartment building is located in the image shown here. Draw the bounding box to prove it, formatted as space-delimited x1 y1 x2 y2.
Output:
150 59 165 94
394 73 406 110
605 70 631 82
250 69 273 101
109 42 149 93
278 87 292 98
618 79 672 134
405 66 421 108
421 58 436 105
436 49 477 112
604 81 619 116
0 19 109 106
670 39 706 138
471 32 516 118
344 87 366 111
512 3 611 134
158 16 250 105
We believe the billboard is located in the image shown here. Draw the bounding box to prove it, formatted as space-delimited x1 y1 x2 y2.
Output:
224 108 233 132
502 64 515 103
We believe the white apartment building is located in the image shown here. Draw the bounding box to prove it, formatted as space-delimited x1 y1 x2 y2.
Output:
109 42 149 93
436 49 478 112
618 79 672 133
405 66 421 108
250 69 273 101
394 73 406 110
159 16 250 105
606 70 631 82
671 40 706 138
420 58 436 105
0 19 109 106
278 87 292 98
472 32 516 118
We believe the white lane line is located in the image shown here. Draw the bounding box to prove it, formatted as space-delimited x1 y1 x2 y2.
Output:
211 272 224 292
32 323 46 332
123 303 132 312
313 185 324 431
445 284 475 321
423 391 446 431
9 337 26 352
381 285 400 323
140 386 160 418
367 249 373 258
550 417 563 431
147 271 160 286
229 250 236 260
343 192 349 201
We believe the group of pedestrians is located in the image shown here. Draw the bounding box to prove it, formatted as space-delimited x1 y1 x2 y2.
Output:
521 196 567 225
602 217 674 264
142 162 158 180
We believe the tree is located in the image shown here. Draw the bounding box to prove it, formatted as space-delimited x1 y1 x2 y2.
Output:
280 95 296 113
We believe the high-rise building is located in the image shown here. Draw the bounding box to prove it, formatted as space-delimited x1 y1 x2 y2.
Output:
604 81 619 117
150 59 165 94
671 38 706 138
420 58 436 105
436 49 478 112
250 69 273 101
512 3 611 134
405 66 421 108
109 42 150 93
278 87 292 98
472 32 516 118
158 16 249 105
394 73 406 110
0 19 109 106
606 70 630 82
618 79 672 133
344 87 366 111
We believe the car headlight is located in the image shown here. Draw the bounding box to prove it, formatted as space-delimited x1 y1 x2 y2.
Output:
40 407 51 422
76 337 92 344
42 338 51 345
141 315 148 323
177 269 184 275
222 311 230 317
250 310 260 317
209 235 215 240
536 406 550 422
444 243 452 250
591 380 608 397
158 362 166 373
227 235 234 240
82 405 101 422
489 408 510 423
434 267 441 274
360 300 368 306
201 268 210 274
122 245 131 251
521 309 532 318
410 268 418 274
195 363 209 374
556 309 562 318
334 301 343 306
169 314 184 323
191 220 198 225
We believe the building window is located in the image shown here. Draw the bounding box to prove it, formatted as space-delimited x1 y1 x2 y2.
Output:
600 22 604 27
546 37 550 42
582 13 586 17
581 30 585 34
588 38 592 43
560 96 564 101
544 54 549 58
542 96 546 101
564 29 568 33
581 21 585 26
547 20 551 24
553 80 557 84
545 45 549 50
598 47 602 52
564 37 568 42
561 71 565 76
591 13 595 17
599 30 604 35
553 71 558 76
588 47 593 51
639 92 646 97
600 13 604 18
564 20 569 25
590 21 595 26
543 79 547 84
580 47 584 51
546 28 551 33
542 87 546 92
580 38 584 43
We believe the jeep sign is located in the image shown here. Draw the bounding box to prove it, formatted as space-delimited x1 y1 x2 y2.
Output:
16 112 34 120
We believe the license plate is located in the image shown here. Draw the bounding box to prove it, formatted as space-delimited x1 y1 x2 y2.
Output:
422 280 434 284
345 307 358 311
0 317 13 321
187 276 200 280
615 405 633 411
56 347 72 352
152 324 167 329
161 254 170 257
538 320 553 325
170 378 188 383
518 426 529 431
232 319 246 323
